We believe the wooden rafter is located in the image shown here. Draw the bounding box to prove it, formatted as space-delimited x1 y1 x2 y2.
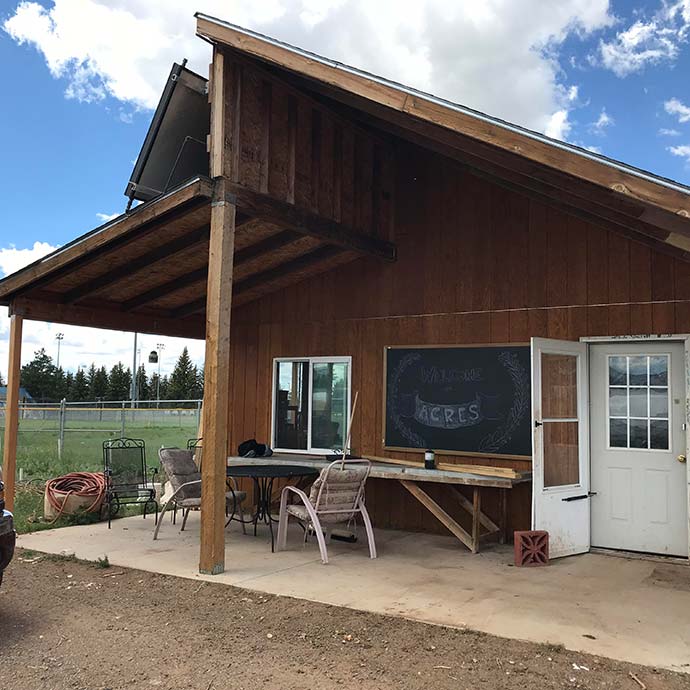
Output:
63 225 210 304
225 182 396 261
170 243 347 317
122 266 209 311
0 177 213 303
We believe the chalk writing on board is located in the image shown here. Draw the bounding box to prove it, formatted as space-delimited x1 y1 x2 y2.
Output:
385 346 532 457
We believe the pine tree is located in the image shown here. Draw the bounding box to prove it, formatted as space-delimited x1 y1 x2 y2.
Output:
20 348 58 401
54 367 69 401
135 364 149 400
91 366 109 400
63 371 75 400
167 347 198 399
193 367 204 399
148 372 161 402
159 375 170 401
108 363 132 401
70 368 90 402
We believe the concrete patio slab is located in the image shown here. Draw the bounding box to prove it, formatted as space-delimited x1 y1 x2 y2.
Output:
18 514 690 673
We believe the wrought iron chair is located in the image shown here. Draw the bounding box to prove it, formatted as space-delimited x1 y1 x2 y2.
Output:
153 448 247 540
276 459 377 564
103 438 158 528
187 438 203 467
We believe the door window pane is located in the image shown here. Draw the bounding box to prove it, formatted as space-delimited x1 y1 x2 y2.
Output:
609 388 627 416
609 419 628 448
649 356 668 385
541 353 577 419
629 356 648 385
543 421 580 487
629 419 648 449
608 356 627 385
606 354 670 451
311 362 350 450
274 361 309 450
629 388 648 417
650 389 668 418
650 420 669 450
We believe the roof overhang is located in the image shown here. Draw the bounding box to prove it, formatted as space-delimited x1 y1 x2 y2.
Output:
0 174 395 338
196 14 690 255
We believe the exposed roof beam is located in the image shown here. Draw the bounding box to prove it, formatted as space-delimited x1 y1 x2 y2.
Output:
225 182 396 261
121 266 209 311
11 296 204 339
170 244 347 317
63 226 210 304
234 244 345 296
122 228 303 311
0 177 213 303
171 296 208 319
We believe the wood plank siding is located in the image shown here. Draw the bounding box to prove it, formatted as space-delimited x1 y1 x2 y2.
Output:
226 141 690 535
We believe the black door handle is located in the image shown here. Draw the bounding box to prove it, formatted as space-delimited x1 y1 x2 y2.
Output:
562 492 597 502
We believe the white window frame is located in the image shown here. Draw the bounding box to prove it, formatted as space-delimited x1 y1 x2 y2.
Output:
271 356 352 455
605 353 671 453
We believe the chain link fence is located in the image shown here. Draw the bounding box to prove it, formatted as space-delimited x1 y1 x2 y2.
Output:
0 399 203 480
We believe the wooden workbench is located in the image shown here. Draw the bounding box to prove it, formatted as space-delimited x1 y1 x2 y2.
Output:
227 454 531 553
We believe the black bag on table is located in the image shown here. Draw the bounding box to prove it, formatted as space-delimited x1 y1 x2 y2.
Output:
237 439 273 458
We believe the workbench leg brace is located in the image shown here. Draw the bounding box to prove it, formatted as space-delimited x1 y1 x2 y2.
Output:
399 481 507 553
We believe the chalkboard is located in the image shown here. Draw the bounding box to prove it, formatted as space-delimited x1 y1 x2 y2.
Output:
384 345 532 458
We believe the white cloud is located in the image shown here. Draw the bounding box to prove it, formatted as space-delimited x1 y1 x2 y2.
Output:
95 212 119 223
659 127 681 136
586 144 603 153
668 144 690 163
590 108 614 134
0 241 56 276
3 0 614 138
597 2 690 76
0 243 205 384
665 97 690 123
544 110 572 140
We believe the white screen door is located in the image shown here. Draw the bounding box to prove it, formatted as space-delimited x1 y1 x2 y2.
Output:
531 338 590 558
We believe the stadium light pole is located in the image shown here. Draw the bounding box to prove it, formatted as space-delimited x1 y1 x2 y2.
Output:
156 343 165 407
130 332 138 409
55 333 64 369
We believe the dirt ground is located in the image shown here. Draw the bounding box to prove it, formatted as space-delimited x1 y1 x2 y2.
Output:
1 550 689 690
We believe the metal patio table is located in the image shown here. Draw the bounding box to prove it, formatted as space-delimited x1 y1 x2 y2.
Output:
226 463 319 552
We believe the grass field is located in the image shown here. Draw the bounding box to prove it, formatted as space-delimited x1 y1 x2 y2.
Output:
2 415 199 534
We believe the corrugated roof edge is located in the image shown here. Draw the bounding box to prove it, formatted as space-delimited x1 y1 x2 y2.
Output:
195 12 690 199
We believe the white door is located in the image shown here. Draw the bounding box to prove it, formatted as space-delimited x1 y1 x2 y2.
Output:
590 342 688 557
531 338 590 558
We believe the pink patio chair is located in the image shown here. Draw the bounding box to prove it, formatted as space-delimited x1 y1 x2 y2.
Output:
276 458 376 564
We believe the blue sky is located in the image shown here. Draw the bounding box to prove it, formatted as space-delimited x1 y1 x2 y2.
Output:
0 0 689 376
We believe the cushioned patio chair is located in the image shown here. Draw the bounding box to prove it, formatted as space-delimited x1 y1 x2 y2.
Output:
153 448 247 540
276 458 376 564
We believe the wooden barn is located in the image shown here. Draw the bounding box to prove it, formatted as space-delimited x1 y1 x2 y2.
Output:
2 14 690 573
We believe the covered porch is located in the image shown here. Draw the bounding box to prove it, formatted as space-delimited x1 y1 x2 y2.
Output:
17 513 690 673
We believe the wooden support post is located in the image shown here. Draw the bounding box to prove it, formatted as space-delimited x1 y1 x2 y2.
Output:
2 314 23 513
498 488 508 545
471 488 481 554
199 179 236 574
199 46 235 575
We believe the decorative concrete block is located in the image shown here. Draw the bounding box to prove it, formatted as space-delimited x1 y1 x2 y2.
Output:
514 530 549 567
